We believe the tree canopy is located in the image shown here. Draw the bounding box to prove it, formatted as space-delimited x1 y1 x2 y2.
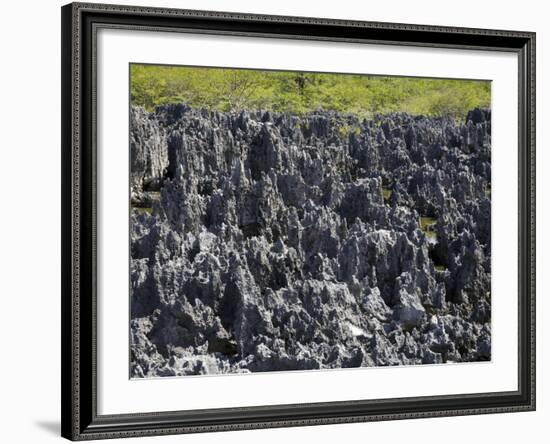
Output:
130 64 490 119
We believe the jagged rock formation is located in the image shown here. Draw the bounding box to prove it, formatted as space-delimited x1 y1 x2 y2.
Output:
129 103 491 377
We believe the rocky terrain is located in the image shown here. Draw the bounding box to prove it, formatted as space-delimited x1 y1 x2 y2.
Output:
129 103 491 377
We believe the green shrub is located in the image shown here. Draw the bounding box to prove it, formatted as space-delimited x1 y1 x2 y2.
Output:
130 64 490 119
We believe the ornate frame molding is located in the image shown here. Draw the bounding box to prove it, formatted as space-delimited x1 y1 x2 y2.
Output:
61 2 535 440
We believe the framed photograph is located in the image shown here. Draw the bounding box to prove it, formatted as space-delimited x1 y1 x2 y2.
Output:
61 2 536 440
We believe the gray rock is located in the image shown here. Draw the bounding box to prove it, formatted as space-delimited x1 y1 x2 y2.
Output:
129 104 492 377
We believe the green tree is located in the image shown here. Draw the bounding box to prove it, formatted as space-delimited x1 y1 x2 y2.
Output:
130 64 491 120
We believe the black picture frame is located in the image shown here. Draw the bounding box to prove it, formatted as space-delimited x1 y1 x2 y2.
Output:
61 2 536 440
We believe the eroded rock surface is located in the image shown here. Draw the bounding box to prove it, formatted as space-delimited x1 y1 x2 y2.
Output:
129 104 491 377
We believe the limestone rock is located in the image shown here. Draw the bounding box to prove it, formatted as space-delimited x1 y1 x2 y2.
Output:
129 104 492 377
